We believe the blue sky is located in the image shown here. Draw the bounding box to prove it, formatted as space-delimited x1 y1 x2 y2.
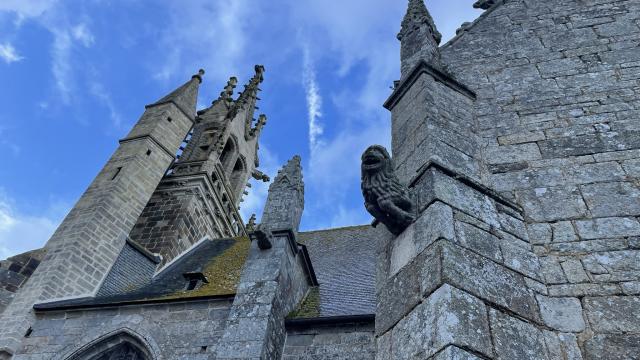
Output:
0 0 482 258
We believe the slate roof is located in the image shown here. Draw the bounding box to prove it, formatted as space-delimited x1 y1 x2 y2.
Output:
296 225 380 317
35 237 249 310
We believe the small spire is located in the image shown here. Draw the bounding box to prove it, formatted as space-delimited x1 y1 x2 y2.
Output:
398 0 443 77
149 70 204 120
271 155 303 192
261 155 304 233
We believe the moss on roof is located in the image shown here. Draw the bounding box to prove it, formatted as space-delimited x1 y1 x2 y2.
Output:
287 287 320 319
159 236 250 300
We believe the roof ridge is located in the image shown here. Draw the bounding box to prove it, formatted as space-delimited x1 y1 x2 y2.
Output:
440 0 508 50
299 224 372 234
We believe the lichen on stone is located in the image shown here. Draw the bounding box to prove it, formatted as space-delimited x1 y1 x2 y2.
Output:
287 287 320 319
160 236 250 300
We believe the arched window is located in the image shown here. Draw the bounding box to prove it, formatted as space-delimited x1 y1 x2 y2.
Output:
230 156 246 199
219 136 238 173
65 331 153 360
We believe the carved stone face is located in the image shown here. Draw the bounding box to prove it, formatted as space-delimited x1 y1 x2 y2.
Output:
361 145 389 172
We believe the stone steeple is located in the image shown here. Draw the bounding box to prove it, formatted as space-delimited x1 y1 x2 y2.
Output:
128 66 270 267
260 155 305 233
149 69 204 120
0 70 202 357
398 0 443 77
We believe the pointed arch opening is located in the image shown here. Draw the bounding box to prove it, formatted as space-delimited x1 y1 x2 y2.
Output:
219 135 238 173
230 156 247 200
65 330 154 360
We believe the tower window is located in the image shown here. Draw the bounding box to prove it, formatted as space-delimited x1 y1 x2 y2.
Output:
146 149 152 156
167 116 173 122
183 272 208 291
111 167 122 180
186 279 199 291
24 327 33 338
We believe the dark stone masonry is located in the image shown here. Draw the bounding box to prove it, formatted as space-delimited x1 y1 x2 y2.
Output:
1 0 639 358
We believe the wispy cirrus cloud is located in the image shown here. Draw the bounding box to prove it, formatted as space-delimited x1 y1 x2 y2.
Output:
0 189 69 259
302 45 324 154
0 42 23 63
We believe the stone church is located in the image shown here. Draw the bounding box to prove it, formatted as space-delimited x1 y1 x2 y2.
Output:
1 0 639 358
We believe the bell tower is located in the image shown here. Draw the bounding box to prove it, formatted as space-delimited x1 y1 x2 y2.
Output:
128 65 270 266
0 71 203 358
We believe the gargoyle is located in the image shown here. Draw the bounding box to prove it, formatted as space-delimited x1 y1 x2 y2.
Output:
249 225 273 250
361 145 415 235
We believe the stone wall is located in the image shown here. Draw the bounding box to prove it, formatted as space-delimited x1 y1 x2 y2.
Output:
439 0 640 357
282 322 376 360
13 298 232 360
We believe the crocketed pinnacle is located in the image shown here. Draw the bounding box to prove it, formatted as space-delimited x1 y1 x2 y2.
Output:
400 0 442 43
150 69 204 120
398 0 443 77
271 155 304 193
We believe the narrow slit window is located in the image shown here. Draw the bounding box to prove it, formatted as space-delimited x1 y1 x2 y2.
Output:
24 327 33 338
167 116 173 122
186 279 199 291
146 149 152 156
111 167 122 180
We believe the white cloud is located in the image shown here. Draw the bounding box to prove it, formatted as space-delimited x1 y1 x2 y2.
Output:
153 0 251 88
0 191 69 259
89 81 123 129
71 23 95 47
0 0 57 19
0 42 23 63
302 45 324 154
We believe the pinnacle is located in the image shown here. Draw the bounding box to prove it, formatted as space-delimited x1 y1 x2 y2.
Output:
272 155 303 189
400 0 442 44
150 69 204 120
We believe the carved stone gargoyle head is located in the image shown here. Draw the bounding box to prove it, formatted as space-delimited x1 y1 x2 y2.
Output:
249 225 273 250
361 145 415 236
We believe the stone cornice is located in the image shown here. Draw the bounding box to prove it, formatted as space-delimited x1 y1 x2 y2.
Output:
384 60 476 111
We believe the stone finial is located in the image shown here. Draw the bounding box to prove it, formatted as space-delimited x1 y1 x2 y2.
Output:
218 76 238 103
361 145 415 235
192 69 205 83
246 214 257 232
398 0 443 77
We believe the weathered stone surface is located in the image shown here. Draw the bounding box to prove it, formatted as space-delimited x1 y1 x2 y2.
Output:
412 167 501 229
575 217 640 239
585 334 640 360
486 143 542 165
438 241 541 322
536 295 585 332
551 221 578 243
391 285 492 359
581 182 640 218
584 296 640 333
490 309 548 360
389 202 454 276
283 323 375 360
517 187 588 222
528 223 552 245
543 331 583 360
431 345 483 360
560 258 590 283
454 220 502 263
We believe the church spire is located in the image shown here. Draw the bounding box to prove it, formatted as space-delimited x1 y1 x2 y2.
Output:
149 69 205 121
260 155 304 233
398 0 442 77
